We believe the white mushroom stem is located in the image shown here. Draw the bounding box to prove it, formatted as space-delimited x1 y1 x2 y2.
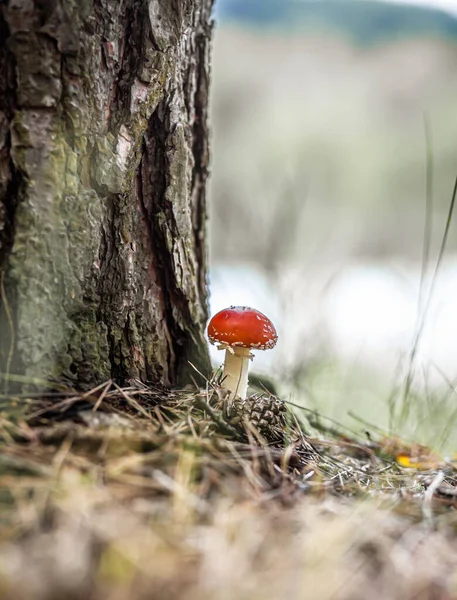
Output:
222 346 252 400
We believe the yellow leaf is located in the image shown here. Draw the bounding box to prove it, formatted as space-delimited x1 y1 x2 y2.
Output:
396 454 438 470
396 454 412 467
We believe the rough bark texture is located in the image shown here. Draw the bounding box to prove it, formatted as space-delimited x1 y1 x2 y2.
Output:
0 0 213 389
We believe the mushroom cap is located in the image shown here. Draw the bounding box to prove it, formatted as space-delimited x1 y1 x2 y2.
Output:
207 306 278 350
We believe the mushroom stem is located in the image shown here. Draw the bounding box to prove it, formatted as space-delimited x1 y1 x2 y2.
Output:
222 347 251 400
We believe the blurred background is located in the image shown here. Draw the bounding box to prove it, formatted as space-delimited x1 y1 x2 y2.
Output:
207 0 457 451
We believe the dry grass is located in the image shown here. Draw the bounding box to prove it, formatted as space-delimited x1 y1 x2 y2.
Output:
1 379 457 599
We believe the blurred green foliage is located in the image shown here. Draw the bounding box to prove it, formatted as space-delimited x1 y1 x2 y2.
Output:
210 26 457 266
215 0 457 45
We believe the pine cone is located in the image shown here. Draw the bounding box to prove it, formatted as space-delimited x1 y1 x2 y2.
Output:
226 394 287 441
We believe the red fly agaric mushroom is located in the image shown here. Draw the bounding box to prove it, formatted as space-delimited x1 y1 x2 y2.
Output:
207 306 278 400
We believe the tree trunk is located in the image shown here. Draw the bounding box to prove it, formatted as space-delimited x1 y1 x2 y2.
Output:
0 0 213 390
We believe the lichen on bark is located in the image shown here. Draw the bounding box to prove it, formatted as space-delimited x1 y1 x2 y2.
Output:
0 0 214 390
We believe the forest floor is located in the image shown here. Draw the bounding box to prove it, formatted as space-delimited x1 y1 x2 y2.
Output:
1 380 457 600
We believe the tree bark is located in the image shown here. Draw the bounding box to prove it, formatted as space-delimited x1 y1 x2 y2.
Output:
0 0 213 390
